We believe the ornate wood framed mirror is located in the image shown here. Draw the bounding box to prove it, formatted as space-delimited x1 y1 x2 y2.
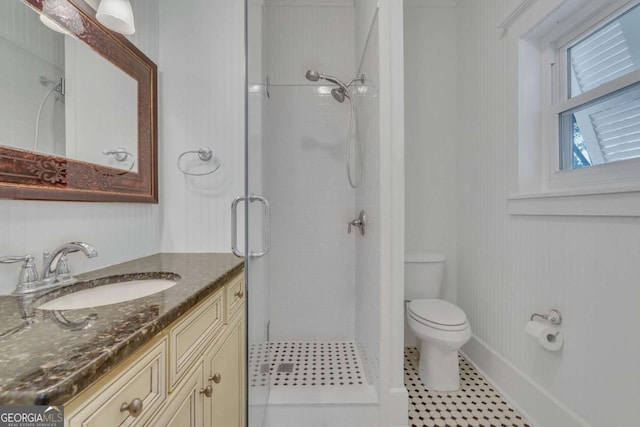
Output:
0 0 157 202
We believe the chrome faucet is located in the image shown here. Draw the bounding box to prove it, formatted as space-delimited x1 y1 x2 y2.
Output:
41 242 98 282
1 242 98 295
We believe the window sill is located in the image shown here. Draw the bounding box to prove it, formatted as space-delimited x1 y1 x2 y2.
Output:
507 186 640 217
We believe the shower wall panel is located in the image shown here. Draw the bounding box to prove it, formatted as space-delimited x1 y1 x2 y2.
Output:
265 85 356 341
264 4 357 341
265 5 355 87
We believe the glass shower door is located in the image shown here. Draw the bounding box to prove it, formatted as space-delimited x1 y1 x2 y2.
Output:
234 192 270 427
244 1 271 426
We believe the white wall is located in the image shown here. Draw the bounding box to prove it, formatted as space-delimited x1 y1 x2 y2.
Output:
354 10 381 392
158 0 245 253
403 0 458 306
263 3 357 341
456 1 640 426
0 0 160 296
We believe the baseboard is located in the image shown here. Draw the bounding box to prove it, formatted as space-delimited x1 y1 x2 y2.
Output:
383 386 409 427
461 335 591 427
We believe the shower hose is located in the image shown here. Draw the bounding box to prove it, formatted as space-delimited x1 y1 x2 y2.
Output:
346 89 363 189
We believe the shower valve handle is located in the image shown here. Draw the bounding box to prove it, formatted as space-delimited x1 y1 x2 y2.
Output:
348 210 366 236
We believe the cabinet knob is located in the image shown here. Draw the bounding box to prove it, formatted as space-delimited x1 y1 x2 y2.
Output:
199 385 213 398
209 372 222 384
120 398 143 417
234 290 244 299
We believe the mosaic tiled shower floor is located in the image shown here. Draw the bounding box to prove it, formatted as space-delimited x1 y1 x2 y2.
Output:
249 341 366 387
405 347 530 427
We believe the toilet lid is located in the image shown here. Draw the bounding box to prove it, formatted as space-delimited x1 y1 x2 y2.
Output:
409 299 467 327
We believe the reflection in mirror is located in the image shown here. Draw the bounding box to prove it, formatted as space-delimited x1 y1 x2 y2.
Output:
0 0 138 173
0 2 65 154
65 37 138 172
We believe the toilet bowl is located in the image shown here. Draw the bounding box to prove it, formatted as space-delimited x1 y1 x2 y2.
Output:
404 252 471 391
406 299 471 391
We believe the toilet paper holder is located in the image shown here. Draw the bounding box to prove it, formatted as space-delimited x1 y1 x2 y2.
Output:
530 309 562 325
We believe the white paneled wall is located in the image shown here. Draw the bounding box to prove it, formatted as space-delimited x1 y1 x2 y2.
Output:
264 3 357 341
354 11 380 391
404 0 458 304
0 0 160 296
158 0 244 252
456 1 640 425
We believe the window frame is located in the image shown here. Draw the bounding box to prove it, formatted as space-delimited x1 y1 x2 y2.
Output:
544 0 640 191
505 0 640 216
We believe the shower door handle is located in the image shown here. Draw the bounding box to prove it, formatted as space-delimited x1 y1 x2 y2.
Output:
248 194 270 258
231 196 244 257
231 194 270 258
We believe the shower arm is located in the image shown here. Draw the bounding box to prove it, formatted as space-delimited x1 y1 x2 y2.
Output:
321 74 365 90
345 74 365 88
319 74 349 91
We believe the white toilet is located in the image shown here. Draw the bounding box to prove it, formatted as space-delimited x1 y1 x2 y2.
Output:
405 252 471 392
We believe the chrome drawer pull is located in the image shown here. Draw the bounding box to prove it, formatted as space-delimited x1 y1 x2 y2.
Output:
120 398 143 417
209 372 222 384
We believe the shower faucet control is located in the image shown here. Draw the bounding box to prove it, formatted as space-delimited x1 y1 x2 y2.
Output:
348 210 366 236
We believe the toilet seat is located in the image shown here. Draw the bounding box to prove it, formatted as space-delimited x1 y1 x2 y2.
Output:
408 299 468 332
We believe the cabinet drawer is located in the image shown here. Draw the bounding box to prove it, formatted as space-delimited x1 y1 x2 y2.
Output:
225 272 245 322
67 338 167 427
169 288 224 389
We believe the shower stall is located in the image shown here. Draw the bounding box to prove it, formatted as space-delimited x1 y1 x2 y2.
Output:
243 1 399 426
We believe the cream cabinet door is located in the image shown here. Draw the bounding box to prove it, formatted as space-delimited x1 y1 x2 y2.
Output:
205 320 242 427
152 362 205 427
66 338 167 427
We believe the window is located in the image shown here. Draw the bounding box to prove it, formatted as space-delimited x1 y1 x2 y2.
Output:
506 0 640 216
556 3 640 172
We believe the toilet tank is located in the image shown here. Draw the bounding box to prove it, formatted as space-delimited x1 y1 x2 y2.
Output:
404 252 445 301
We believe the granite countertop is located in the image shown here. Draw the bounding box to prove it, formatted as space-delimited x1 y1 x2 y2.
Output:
0 253 244 406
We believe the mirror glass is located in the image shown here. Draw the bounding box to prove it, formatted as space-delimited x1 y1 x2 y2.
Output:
0 0 157 202
0 1 137 173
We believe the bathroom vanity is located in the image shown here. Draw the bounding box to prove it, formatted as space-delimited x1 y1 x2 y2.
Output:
0 253 245 426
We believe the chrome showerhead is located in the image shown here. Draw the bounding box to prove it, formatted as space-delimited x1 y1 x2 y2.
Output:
331 87 349 103
305 70 354 103
305 70 348 90
305 70 321 82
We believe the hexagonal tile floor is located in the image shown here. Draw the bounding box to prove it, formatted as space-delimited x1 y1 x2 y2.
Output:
405 347 531 427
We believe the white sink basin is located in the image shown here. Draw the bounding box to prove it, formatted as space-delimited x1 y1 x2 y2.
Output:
37 279 178 311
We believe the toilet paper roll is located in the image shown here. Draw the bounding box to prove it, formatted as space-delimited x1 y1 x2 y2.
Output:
525 320 563 351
